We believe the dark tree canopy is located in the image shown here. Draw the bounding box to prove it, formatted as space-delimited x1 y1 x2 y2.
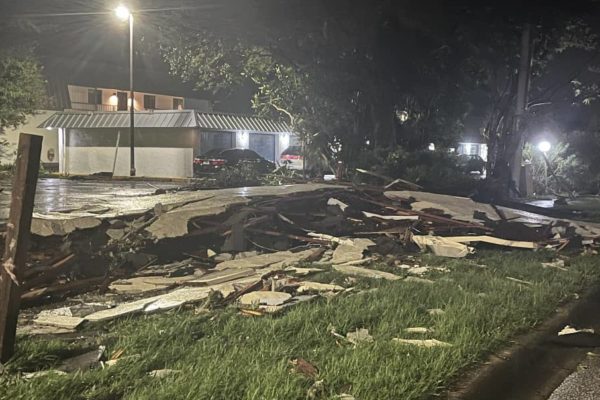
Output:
0 51 46 130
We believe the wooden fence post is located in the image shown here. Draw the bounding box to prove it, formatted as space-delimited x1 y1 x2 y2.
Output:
0 133 42 363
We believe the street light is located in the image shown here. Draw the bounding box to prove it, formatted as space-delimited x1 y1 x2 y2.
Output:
537 140 551 153
537 140 552 193
115 4 136 176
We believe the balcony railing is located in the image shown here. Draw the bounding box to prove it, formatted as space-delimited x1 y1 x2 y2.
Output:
70 102 118 112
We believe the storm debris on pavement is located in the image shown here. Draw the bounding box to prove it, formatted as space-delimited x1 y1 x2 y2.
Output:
6 182 600 333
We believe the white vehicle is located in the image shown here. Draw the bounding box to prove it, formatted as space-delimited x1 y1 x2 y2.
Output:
279 146 304 170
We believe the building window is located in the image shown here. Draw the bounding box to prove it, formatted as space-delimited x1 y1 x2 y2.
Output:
173 98 184 110
87 89 102 105
144 95 156 110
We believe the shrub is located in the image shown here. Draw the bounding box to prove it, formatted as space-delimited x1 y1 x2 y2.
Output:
353 146 478 195
214 163 263 187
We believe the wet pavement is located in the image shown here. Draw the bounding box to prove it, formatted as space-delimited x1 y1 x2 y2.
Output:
0 177 181 222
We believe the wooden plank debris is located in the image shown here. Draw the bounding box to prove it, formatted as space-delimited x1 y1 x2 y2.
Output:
0 134 42 362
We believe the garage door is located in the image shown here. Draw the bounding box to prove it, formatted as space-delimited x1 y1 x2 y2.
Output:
249 133 276 161
199 131 233 154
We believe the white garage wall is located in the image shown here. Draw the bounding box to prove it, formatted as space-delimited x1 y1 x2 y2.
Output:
65 147 193 178
1 110 58 165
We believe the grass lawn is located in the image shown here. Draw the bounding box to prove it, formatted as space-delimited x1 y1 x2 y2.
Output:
2 250 599 400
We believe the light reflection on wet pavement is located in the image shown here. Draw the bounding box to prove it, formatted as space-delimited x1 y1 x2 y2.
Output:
0 178 338 224
0 178 180 221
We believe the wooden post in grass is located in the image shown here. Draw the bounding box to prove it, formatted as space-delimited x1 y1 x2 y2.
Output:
0 133 42 363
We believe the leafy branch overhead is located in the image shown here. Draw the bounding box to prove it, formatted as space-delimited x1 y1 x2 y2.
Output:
0 51 46 131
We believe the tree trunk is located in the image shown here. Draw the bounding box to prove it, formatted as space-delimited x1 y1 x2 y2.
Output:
509 23 533 197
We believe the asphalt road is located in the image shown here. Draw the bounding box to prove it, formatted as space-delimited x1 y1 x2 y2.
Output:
548 352 600 400
0 177 181 221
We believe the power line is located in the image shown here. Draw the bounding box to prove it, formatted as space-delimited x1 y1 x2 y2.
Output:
12 5 217 19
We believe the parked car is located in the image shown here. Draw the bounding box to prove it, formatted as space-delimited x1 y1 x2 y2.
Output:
279 146 304 170
457 154 486 174
194 148 275 175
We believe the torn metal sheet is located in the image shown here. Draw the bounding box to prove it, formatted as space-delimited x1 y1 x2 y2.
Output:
109 275 197 294
147 196 249 239
285 266 324 276
33 314 85 330
333 264 401 280
442 235 537 249
296 281 344 293
85 296 163 322
412 235 474 258
331 238 376 265
215 249 319 271
558 325 595 336
386 190 600 238
239 291 292 306
362 211 419 221
327 198 349 212
31 216 102 237
147 184 339 239
29 183 338 237
22 370 68 379
308 233 355 246
386 191 501 223
260 295 317 313
17 324 75 336
187 268 256 286
143 276 259 313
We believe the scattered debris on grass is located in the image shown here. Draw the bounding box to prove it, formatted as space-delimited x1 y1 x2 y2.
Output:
392 338 452 348
6 181 600 335
558 325 595 336
346 328 374 344
404 327 433 334
289 358 319 379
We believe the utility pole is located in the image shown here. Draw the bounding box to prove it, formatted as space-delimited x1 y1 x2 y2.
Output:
510 23 533 196
128 12 136 177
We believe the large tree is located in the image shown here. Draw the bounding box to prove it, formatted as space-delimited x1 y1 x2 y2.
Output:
161 0 471 162
0 52 46 130
448 0 599 195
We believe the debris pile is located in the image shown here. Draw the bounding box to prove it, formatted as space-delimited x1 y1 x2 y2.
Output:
10 183 600 332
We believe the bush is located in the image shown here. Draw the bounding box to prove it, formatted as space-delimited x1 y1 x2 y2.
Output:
523 142 599 195
353 146 478 195
214 163 263 187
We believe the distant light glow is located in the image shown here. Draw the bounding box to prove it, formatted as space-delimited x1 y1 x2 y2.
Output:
428 143 435 151
280 132 290 151
538 141 551 153
115 5 131 21
46 126 53 130
237 130 249 149
397 110 409 122
109 94 118 106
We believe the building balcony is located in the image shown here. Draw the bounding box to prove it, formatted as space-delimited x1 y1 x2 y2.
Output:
70 102 118 112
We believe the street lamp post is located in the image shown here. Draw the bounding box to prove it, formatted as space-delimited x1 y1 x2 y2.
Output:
115 5 136 176
537 141 551 194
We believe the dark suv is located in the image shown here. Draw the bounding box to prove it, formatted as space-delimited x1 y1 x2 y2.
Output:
194 148 275 175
